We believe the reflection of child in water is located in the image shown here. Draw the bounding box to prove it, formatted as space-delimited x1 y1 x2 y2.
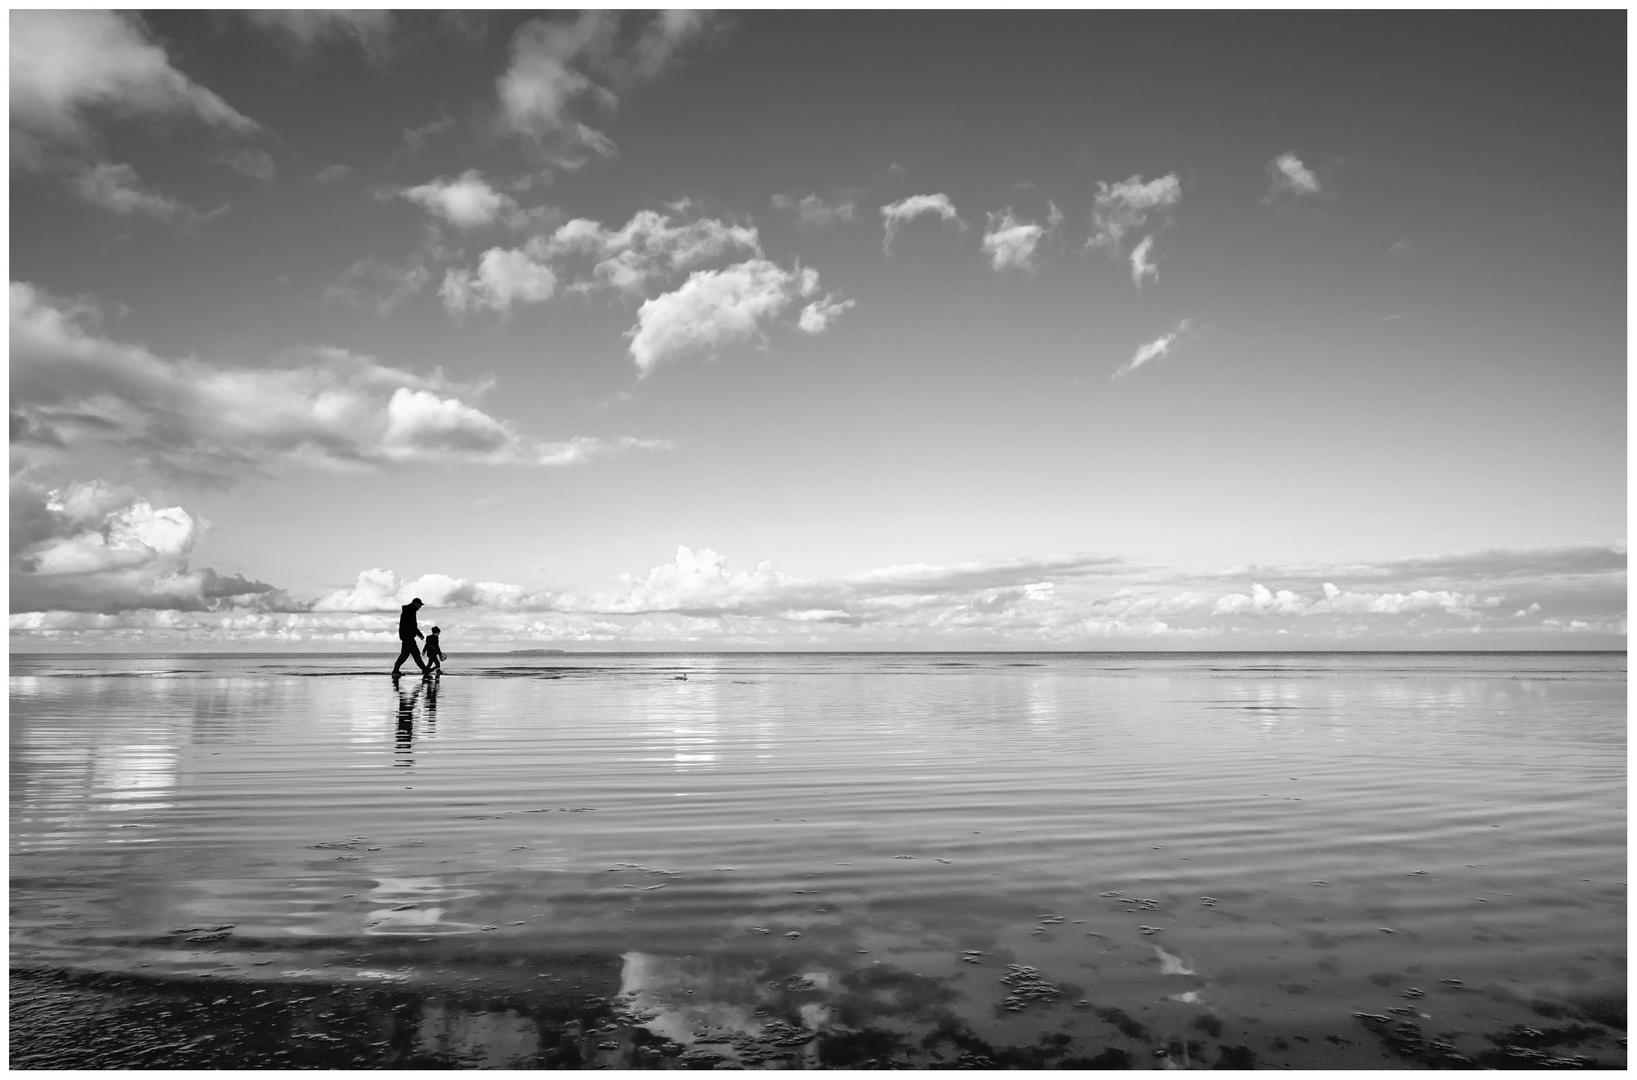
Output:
424 626 445 675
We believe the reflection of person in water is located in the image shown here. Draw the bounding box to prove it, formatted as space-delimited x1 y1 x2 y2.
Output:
390 598 427 677
424 625 444 676
394 676 423 765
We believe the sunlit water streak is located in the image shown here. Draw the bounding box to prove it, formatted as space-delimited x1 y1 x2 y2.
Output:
10 652 1626 1068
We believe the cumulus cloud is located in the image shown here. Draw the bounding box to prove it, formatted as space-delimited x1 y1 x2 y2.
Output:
243 10 395 64
400 170 519 229
772 193 857 228
11 541 1624 648
434 208 760 317
1087 173 1180 253
10 479 277 614
550 209 761 295
1113 318 1192 380
71 162 197 221
1265 152 1321 200
11 281 669 482
311 567 560 614
880 193 965 253
439 247 557 314
496 11 718 164
626 259 846 372
981 203 1062 273
11 10 258 167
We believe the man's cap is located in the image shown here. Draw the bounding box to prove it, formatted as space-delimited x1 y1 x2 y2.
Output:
410 598 423 606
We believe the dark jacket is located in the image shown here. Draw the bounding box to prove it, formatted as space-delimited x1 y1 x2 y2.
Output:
398 603 421 641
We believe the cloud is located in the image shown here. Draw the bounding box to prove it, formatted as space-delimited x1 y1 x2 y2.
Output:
1129 234 1158 287
11 541 1624 648
549 208 761 296
400 170 519 229
242 10 395 64
627 259 837 372
1265 152 1321 200
402 110 456 155
440 248 557 314
215 148 276 183
11 281 669 482
71 162 197 221
798 295 855 334
772 193 857 228
1087 174 1180 252
981 203 1061 273
11 10 257 167
312 164 351 185
880 193 965 253
10 479 277 614
327 255 432 315
1113 318 1192 380
1387 239 1418 258
434 208 760 317
496 11 718 164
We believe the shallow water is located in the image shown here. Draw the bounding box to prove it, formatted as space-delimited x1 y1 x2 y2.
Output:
10 651 1627 1068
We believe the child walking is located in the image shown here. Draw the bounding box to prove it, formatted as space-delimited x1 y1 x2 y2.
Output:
424 626 445 675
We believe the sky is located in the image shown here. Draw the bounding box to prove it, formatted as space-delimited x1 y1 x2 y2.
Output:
9 9 1627 651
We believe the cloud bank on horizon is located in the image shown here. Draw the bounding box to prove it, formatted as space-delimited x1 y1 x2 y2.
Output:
8 11 1624 650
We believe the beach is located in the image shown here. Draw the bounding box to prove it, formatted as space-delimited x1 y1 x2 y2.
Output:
10 651 1626 1069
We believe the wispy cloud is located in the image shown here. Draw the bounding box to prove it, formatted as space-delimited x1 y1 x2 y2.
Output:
71 162 199 221
327 255 432 315
981 203 1062 273
880 193 965 253
1128 234 1158 287
1265 151 1321 200
771 193 857 228
215 148 276 183
1112 318 1192 380
11 282 668 483
495 12 719 166
11 10 259 168
242 10 396 65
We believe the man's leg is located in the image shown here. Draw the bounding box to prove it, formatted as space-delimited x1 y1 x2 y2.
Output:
408 640 427 673
391 639 413 675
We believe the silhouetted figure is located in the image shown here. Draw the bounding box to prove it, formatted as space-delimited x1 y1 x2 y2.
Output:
424 625 444 676
390 598 427 676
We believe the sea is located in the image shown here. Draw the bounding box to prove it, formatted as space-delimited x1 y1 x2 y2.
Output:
9 651 1626 1069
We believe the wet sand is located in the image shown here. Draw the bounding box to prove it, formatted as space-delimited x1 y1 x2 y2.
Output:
10 651 1627 1068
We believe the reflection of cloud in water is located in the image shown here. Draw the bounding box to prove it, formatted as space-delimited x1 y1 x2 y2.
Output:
1154 944 1195 975
363 877 484 935
415 999 540 1067
625 679 726 772
617 950 840 1054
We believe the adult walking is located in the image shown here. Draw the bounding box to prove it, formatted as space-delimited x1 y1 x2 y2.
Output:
390 597 428 677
